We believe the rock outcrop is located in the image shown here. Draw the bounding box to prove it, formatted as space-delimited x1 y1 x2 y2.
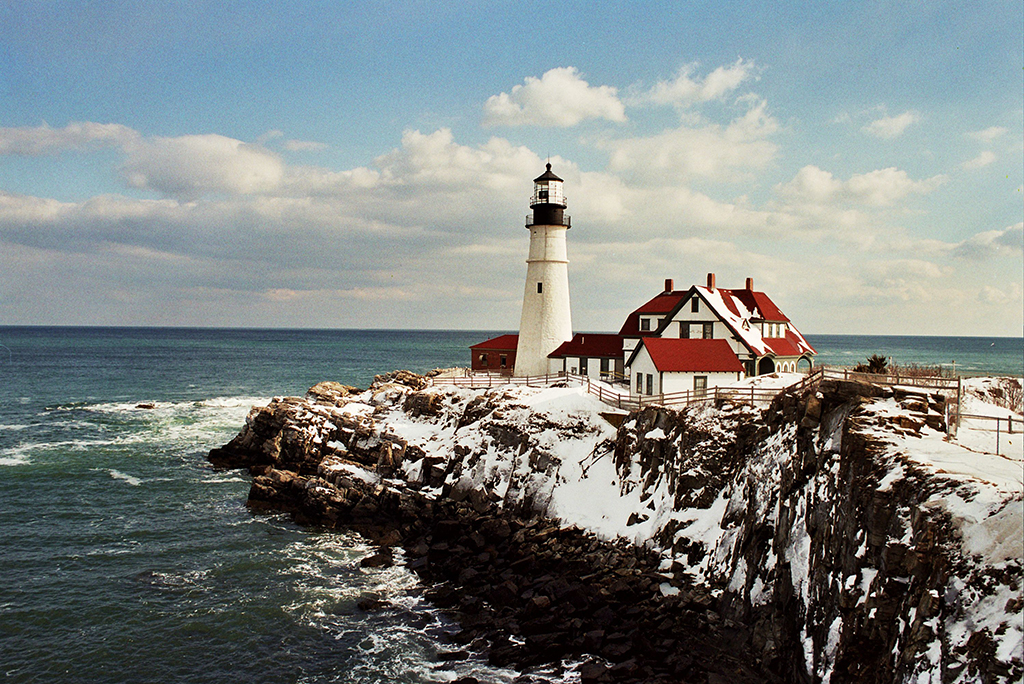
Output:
210 372 1022 684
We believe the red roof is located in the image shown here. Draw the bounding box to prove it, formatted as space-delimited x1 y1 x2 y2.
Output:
470 334 519 351
719 288 789 322
548 333 623 359
639 338 744 373
618 291 688 336
762 330 815 357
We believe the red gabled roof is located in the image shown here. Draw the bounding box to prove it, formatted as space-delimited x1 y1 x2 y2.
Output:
548 333 623 359
470 334 519 351
639 338 744 373
618 291 688 336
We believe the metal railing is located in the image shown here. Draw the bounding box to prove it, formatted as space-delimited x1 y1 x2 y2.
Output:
957 413 1021 456
525 214 571 227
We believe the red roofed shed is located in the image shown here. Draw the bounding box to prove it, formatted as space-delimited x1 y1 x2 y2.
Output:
470 334 518 375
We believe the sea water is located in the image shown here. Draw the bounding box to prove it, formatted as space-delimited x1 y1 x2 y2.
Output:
0 327 1020 683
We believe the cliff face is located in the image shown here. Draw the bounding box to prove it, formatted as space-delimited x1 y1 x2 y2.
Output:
209 372 1022 684
616 380 1021 683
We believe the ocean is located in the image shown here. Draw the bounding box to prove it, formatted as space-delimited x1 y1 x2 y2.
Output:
0 327 1020 683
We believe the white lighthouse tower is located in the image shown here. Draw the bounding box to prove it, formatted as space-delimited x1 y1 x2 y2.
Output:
514 163 573 377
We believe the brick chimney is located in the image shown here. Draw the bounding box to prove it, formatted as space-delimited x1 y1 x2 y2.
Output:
745 277 754 291
707 273 716 291
664 278 674 292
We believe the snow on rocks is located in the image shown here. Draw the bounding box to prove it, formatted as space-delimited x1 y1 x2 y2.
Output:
210 371 1022 684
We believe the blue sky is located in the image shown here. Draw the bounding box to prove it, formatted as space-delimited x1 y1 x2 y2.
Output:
0 0 1021 335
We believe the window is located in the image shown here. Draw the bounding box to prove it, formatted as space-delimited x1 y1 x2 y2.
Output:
680 322 689 338
537 282 543 294
691 298 699 313
703 323 714 339
640 318 650 332
646 374 654 396
479 353 488 365
580 358 588 375
499 354 507 368
636 373 643 394
694 376 707 397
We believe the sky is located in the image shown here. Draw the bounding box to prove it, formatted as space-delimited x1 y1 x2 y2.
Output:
0 0 1021 336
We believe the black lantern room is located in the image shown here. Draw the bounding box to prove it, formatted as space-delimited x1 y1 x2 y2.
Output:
528 163 569 227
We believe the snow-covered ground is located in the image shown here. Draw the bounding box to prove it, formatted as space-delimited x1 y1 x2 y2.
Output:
349 374 1022 681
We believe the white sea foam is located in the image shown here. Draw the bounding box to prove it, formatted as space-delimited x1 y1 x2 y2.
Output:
108 469 142 486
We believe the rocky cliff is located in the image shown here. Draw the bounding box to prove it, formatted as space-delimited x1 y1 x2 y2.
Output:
209 371 1022 684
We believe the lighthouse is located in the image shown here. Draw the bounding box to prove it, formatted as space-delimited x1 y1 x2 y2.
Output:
514 163 573 377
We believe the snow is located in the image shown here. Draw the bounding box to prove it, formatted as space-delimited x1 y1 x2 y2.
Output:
351 374 1022 681
726 371 805 391
324 461 380 485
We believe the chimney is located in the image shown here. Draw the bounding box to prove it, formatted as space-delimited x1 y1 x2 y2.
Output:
664 278 674 292
707 273 716 291
745 277 754 291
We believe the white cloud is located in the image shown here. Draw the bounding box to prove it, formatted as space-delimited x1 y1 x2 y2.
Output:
845 167 946 205
482 67 626 127
862 111 920 139
776 165 947 207
601 99 779 183
284 139 329 152
963 150 997 169
967 126 1007 143
953 223 1024 260
979 282 1022 306
121 134 285 197
0 121 139 155
642 59 758 108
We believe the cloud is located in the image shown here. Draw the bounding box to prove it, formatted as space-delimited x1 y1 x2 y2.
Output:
641 59 758 108
601 99 779 183
776 165 947 206
482 67 626 127
963 150 997 169
0 121 139 155
967 126 1007 143
121 134 285 197
979 282 1022 306
953 223 1024 260
862 111 920 139
284 139 329 152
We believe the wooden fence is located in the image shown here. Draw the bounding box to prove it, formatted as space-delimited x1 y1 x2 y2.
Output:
429 371 785 411
430 365 972 418
428 366 1024 449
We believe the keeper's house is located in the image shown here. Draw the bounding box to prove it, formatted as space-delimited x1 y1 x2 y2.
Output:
622 274 816 396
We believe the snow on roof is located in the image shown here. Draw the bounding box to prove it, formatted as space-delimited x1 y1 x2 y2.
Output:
549 333 624 359
470 334 519 350
639 337 745 373
693 286 816 358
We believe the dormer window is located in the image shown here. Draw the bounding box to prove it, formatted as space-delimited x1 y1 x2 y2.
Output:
640 318 651 332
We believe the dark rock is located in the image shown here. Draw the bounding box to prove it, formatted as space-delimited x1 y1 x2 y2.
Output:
359 547 394 568
356 595 388 611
